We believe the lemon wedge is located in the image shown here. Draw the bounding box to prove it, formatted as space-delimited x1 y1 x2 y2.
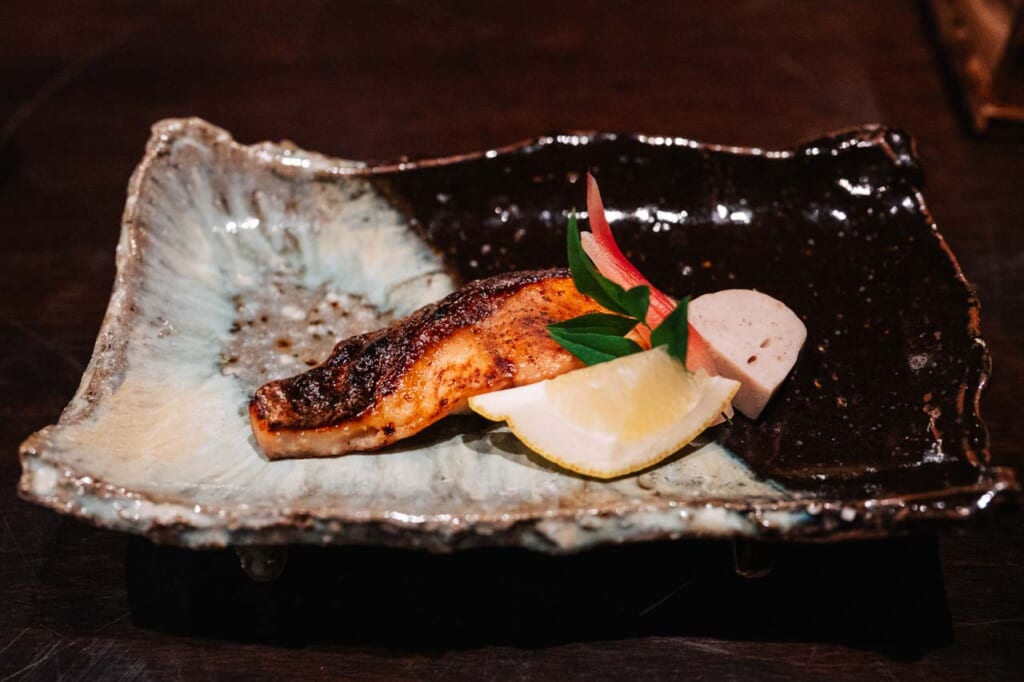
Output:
468 347 740 479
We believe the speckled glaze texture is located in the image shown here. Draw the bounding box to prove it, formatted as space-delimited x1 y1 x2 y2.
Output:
18 119 1018 551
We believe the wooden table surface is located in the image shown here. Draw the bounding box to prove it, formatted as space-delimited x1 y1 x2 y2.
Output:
2 1 1022 679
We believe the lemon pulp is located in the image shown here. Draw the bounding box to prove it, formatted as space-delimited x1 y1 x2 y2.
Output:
547 348 701 441
468 347 740 479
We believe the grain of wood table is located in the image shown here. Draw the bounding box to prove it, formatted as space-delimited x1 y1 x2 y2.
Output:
2 2 1022 679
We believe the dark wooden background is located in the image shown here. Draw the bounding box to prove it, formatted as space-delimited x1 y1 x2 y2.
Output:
2 1 1022 679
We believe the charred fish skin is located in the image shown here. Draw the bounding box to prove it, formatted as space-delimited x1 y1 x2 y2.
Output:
250 268 603 459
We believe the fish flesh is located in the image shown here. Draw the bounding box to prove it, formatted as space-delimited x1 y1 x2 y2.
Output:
250 268 604 459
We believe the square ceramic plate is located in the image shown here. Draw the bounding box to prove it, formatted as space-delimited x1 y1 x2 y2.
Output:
18 119 1018 552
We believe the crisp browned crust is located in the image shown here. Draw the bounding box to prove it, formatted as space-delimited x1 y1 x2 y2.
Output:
250 268 603 459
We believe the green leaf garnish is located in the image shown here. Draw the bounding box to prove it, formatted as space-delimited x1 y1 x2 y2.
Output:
550 208 690 369
547 326 644 366
650 295 689 365
566 213 639 318
618 284 651 323
548 312 641 337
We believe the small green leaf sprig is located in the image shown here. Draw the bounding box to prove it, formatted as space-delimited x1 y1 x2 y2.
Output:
547 213 689 367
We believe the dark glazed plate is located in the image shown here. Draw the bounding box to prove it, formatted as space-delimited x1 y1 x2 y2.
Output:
18 120 1019 551
384 127 1007 498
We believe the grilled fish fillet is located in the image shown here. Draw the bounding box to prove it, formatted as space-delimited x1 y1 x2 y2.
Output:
249 268 603 459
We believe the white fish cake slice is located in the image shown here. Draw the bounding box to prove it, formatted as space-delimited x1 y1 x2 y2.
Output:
689 289 807 419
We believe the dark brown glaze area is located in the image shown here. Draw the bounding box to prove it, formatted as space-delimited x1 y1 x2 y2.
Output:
381 129 987 497
253 268 567 431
